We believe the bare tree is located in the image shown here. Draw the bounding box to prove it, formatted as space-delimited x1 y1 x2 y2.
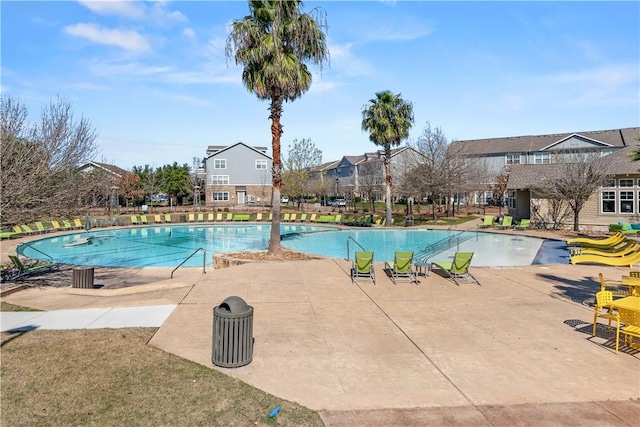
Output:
1 95 98 225
282 138 322 203
357 160 383 213
530 151 612 231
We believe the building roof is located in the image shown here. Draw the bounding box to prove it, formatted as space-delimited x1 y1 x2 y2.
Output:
77 161 128 177
506 144 640 189
450 127 640 156
204 142 272 160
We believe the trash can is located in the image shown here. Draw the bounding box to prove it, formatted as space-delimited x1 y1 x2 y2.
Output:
405 216 414 227
212 296 254 368
72 266 94 289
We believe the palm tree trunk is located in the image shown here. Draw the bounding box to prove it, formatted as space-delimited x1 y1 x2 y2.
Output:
384 147 392 226
269 97 283 255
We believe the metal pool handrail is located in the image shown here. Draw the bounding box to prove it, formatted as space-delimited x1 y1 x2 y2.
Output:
416 228 479 263
171 247 206 278
18 243 54 260
346 236 366 261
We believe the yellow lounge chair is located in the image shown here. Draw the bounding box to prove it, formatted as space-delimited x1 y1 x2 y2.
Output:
575 241 640 257
197 213 204 222
131 215 140 225
154 214 163 223
188 213 196 222
140 215 148 224
570 250 640 268
566 232 626 248
164 214 173 223
226 213 233 221
207 213 215 222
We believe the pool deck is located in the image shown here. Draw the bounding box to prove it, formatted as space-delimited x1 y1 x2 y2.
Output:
2 226 640 426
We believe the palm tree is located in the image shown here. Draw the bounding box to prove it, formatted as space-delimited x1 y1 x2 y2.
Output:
226 0 329 255
361 91 414 226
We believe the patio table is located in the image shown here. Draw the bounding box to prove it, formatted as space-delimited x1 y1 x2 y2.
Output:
610 296 640 353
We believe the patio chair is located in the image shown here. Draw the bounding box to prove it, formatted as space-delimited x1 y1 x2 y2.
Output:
226 213 233 221
164 214 173 223
592 290 618 336
299 213 307 222
515 219 531 230
207 213 215 222
283 213 291 222
34 221 52 233
140 215 149 225
188 213 196 222
154 214 163 223
478 215 495 228
73 219 84 229
197 213 204 222
384 251 418 285
20 224 38 235
7 255 59 281
216 213 223 221
351 251 376 285
495 216 513 229
255 213 263 221
576 241 640 258
432 252 480 286
598 273 629 299
131 215 140 225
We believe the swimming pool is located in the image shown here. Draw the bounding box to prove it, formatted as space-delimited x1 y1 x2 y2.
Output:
17 225 567 268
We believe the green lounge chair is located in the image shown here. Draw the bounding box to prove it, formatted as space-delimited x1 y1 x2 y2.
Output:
226 213 233 221
299 213 307 222
432 252 479 286
140 215 149 224
20 224 38 235
283 213 291 222
496 216 513 229
164 214 173 223
478 215 495 228
351 251 376 285
34 221 53 233
8 255 59 281
131 215 140 225
197 213 204 222
515 219 531 230
384 251 418 285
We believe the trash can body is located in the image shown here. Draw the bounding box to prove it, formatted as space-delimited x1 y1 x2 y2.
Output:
212 296 253 367
72 267 94 289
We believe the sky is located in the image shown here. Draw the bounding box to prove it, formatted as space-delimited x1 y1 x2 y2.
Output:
2 1 639 170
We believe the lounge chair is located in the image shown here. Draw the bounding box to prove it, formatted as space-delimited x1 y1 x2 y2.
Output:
515 219 531 230
351 251 376 285
570 250 640 268
20 224 38 235
35 222 53 233
308 213 316 222
495 216 513 229
432 252 479 286
50 220 62 230
574 241 640 258
299 213 307 222
188 213 196 222
216 213 223 221
333 214 342 224
164 214 173 223
566 232 626 248
73 219 84 229
7 255 59 281
1 230 22 239
255 213 263 221
140 215 149 225
384 251 418 285
283 213 291 222
131 215 140 225
62 220 74 230
226 213 233 221
197 213 204 222
478 215 495 228
207 213 215 222
154 214 163 223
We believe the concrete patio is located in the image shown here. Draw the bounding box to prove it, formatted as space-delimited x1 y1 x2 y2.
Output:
3 254 639 426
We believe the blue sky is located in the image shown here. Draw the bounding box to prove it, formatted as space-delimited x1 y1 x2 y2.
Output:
3 1 639 170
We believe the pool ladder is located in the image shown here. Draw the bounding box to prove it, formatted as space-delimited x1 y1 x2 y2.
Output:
346 237 367 261
171 247 206 278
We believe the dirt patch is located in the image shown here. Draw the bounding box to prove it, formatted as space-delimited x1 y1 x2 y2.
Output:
223 250 318 262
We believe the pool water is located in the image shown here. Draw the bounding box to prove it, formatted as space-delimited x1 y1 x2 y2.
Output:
18 225 568 268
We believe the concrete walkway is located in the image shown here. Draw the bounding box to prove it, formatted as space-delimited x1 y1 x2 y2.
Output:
3 257 639 426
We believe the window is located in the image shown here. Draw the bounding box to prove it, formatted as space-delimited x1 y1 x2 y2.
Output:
619 179 634 188
212 191 229 201
214 159 226 169
620 191 634 213
602 179 616 188
255 159 267 170
533 153 550 164
211 175 229 185
505 154 521 165
601 191 615 213
505 190 516 209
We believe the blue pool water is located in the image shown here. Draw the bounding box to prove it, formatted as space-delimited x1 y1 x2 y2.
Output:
18 225 567 268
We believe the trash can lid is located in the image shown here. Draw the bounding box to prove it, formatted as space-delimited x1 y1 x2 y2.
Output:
218 296 252 314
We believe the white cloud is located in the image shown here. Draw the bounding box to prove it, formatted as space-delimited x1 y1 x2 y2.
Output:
544 63 638 86
327 42 374 77
183 28 196 40
88 60 173 77
169 94 212 106
77 0 145 19
63 23 151 52
149 1 188 26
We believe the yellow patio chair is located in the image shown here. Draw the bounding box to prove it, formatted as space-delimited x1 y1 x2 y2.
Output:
598 273 629 299
73 219 83 228
207 213 215 222
131 215 140 225
351 251 376 285
299 213 307 222
592 290 618 336
164 214 173 223
432 252 479 286
566 232 626 248
226 213 233 221
154 214 163 223
140 215 148 224
283 213 290 222
574 241 640 257
256 213 263 221
197 213 204 222
384 251 418 285
618 308 640 353
188 213 196 222
216 213 223 221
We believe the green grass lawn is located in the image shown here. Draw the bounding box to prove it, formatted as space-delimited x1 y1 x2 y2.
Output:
1 328 324 426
